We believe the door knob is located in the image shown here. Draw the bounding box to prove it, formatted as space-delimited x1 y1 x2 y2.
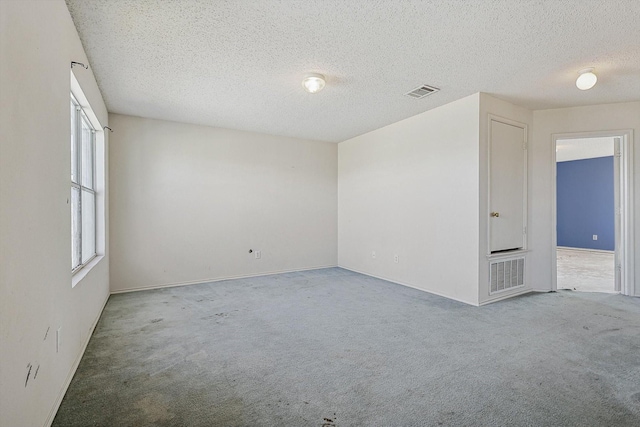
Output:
491 212 500 217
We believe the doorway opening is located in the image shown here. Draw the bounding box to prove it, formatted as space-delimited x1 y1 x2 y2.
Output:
556 137 615 292
551 130 634 296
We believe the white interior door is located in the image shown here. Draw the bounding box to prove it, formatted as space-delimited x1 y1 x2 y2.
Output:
490 120 526 253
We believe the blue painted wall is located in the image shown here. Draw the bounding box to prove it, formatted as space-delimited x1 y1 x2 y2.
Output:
557 156 614 250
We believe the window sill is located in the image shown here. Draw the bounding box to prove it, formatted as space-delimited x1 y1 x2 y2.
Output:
485 249 530 260
72 255 104 288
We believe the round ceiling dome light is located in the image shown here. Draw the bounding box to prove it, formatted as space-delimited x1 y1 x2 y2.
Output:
576 68 597 90
302 73 325 93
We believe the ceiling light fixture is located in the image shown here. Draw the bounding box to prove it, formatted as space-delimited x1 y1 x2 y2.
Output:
576 68 597 90
302 73 325 94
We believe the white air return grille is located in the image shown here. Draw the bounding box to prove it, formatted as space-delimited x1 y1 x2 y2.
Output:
404 85 440 99
490 257 525 294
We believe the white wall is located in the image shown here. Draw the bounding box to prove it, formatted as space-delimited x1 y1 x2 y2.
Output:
0 2 110 426
556 137 614 162
109 114 337 292
338 94 480 305
478 94 534 304
530 102 640 293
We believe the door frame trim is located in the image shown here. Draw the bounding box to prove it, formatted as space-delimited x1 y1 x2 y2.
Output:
551 129 635 296
487 114 528 255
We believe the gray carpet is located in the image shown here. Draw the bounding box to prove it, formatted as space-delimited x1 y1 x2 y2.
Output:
53 268 640 426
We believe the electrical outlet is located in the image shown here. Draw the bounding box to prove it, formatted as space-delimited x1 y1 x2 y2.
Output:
372 251 376 259
394 254 399 263
255 250 261 259
56 327 61 353
593 235 598 241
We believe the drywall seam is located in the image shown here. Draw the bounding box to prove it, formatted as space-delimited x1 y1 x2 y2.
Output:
43 293 110 427
338 265 479 306
109 265 339 294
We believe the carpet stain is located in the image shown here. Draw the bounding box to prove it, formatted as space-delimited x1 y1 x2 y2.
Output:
322 413 337 426
185 350 208 362
210 397 244 426
595 313 623 320
151 318 163 323
134 395 173 423
436 410 456 425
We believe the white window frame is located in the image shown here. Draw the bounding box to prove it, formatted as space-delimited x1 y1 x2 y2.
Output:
71 93 98 273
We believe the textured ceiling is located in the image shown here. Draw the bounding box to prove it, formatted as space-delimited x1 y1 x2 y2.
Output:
65 0 640 143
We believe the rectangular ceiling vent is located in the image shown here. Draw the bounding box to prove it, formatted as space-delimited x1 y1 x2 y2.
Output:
404 84 440 99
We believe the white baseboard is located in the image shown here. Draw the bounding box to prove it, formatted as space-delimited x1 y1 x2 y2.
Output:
110 265 339 294
479 287 533 306
338 265 479 306
44 292 110 427
557 246 614 254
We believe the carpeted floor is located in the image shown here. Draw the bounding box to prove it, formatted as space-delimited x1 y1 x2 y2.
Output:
53 268 640 426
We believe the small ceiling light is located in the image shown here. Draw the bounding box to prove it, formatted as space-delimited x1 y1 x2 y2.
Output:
302 73 325 94
576 68 597 90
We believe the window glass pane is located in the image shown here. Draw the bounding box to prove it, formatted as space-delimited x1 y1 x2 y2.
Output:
71 101 78 183
81 117 94 188
81 190 96 263
71 187 81 269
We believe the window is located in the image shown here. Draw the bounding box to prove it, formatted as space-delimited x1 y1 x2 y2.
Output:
71 94 97 271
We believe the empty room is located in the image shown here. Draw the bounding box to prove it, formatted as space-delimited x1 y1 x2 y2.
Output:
555 137 618 293
2 1 640 426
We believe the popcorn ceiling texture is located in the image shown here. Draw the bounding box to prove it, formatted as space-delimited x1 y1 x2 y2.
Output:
65 0 640 143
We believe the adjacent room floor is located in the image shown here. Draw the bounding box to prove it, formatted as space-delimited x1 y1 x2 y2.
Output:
53 268 640 426
557 247 616 293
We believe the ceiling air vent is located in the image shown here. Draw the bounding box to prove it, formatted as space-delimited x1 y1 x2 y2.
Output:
404 84 440 99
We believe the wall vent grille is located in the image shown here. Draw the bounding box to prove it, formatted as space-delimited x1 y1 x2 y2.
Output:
404 84 440 99
490 257 525 294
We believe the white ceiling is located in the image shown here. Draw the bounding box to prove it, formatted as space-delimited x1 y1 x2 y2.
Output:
65 0 640 143
556 137 614 162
